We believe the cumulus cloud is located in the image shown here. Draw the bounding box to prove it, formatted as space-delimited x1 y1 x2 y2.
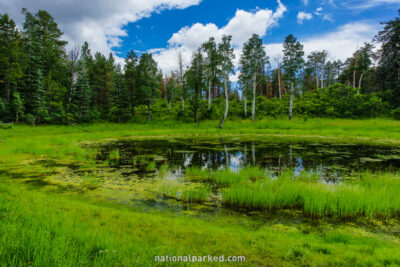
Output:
153 0 287 75
297 12 313 24
0 0 202 62
265 22 378 66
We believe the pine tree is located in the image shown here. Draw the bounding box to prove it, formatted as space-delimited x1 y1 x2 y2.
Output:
124 50 138 117
218 35 235 129
186 49 205 123
239 34 268 122
282 34 305 120
137 53 159 121
202 37 220 109
73 60 91 122
375 10 400 105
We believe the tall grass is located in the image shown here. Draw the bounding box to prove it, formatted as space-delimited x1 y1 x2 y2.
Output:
185 166 268 186
222 171 400 219
161 182 211 203
2 181 400 266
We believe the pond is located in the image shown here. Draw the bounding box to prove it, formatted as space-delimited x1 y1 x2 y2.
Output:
31 137 400 219
95 137 400 181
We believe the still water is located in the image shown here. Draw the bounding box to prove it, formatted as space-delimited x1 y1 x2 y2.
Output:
95 137 400 180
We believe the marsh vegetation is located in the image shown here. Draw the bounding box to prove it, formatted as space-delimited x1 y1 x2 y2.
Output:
1 120 400 265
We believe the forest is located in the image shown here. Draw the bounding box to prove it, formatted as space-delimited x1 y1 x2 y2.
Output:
0 9 399 126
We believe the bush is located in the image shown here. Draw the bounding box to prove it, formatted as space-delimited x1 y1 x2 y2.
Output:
392 108 400 120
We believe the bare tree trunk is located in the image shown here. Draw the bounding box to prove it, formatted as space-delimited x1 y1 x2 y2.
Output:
244 96 247 119
315 64 319 88
358 72 364 95
353 70 356 89
208 81 212 110
252 73 256 122
168 99 172 112
219 77 229 129
177 51 185 113
321 64 325 88
147 102 151 121
289 83 294 120
195 107 199 124
278 68 282 99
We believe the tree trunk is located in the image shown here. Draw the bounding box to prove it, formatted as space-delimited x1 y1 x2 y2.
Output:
278 68 282 99
147 102 151 121
289 83 294 120
252 73 256 122
194 107 199 124
321 64 325 88
181 96 185 113
244 96 247 119
131 91 135 116
208 81 212 110
168 99 172 112
358 72 364 95
315 64 319 88
353 70 356 89
219 77 229 129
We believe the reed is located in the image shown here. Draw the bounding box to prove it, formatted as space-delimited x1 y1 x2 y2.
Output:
161 182 211 203
222 171 400 219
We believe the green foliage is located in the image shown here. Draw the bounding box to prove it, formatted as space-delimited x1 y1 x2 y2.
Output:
0 9 399 125
392 108 400 120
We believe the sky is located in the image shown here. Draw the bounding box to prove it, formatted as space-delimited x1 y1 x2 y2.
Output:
0 0 399 80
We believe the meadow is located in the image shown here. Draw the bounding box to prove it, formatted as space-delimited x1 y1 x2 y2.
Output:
1 118 400 266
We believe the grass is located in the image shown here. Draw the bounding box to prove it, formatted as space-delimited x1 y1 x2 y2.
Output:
186 166 268 186
185 167 400 219
2 118 400 164
2 180 400 266
161 181 211 203
219 170 400 219
2 119 400 265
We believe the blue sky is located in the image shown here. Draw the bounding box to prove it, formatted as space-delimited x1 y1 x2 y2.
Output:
115 0 396 55
0 0 398 75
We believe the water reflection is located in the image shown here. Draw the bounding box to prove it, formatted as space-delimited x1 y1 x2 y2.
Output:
96 138 400 180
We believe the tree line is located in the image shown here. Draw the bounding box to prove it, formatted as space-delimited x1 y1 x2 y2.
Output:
0 9 399 126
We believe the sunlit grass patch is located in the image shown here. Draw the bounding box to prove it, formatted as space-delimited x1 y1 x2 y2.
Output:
161 181 211 203
222 170 400 219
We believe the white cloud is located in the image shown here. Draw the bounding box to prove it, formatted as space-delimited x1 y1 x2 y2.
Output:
297 12 313 24
0 0 201 61
342 0 400 9
265 22 378 65
315 7 323 16
154 0 287 74
302 0 309 5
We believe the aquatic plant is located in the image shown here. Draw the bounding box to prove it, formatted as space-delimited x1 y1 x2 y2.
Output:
222 171 400 219
161 182 211 203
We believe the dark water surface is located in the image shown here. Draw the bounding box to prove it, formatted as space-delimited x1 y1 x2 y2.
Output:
95 137 400 180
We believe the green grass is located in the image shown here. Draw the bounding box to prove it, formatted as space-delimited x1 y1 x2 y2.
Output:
2 180 400 266
186 166 271 186
2 119 400 266
221 170 400 219
161 181 211 203
184 167 400 219
2 118 400 164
